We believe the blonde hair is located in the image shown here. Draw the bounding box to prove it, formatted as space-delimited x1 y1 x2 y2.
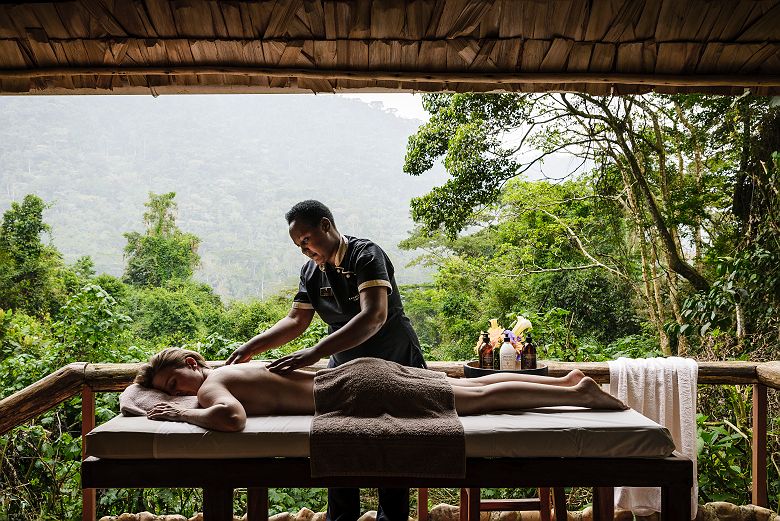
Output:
135 347 208 388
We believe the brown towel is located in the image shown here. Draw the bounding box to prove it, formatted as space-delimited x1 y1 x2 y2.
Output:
119 383 200 416
310 357 465 478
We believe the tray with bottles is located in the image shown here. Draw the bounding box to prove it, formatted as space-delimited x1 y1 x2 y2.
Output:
463 360 548 378
465 315 547 378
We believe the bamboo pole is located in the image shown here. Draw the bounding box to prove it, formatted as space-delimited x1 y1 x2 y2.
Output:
1 66 780 87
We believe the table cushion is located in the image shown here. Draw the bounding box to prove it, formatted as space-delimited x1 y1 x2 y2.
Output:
85 407 675 460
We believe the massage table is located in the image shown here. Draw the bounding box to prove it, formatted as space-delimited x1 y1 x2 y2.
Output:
82 407 693 521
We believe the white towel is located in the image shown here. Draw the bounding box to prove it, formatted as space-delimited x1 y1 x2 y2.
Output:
119 383 200 416
608 356 698 519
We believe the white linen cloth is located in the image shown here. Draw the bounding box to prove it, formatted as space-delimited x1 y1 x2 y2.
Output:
119 383 200 416
608 356 698 519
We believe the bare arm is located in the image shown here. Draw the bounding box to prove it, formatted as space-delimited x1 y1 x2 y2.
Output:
267 286 388 374
226 306 315 364
147 384 247 432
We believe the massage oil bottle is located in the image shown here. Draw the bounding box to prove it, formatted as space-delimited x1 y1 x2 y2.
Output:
521 333 537 370
478 332 493 369
499 332 516 370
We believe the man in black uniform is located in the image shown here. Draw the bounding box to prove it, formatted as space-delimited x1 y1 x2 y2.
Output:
226 200 426 521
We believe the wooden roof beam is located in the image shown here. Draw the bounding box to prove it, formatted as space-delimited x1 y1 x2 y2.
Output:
1 65 779 87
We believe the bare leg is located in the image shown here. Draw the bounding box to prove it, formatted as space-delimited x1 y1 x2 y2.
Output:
453 377 627 415
447 369 585 388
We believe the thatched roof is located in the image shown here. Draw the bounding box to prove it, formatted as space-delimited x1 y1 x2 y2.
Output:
1 0 779 96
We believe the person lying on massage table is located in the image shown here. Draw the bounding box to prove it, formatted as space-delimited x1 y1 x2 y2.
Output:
136 347 627 432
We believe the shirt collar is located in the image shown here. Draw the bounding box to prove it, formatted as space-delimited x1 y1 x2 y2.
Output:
319 235 348 272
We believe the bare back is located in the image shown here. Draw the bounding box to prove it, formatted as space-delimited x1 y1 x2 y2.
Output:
198 363 315 416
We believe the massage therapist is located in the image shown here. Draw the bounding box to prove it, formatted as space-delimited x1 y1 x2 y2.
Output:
226 199 426 521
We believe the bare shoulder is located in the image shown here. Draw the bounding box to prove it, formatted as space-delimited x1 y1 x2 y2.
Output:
196 365 257 407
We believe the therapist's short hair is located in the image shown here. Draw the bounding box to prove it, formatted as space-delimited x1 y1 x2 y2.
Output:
285 200 336 228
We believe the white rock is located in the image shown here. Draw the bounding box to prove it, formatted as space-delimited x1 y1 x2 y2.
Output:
430 503 459 521
296 508 316 521
270 512 291 521
743 505 775 521
312 512 327 521
188 514 203 521
138 512 157 521
117 514 137 521
709 502 741 521
357 510 377 521
580 506 593 521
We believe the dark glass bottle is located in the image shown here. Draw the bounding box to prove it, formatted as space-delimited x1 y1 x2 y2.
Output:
478 332 493 369
521 333 537 370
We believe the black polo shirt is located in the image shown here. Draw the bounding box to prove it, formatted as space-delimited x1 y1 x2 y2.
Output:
292 235 426 369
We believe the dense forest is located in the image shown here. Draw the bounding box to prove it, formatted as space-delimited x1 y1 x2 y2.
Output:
0 92 778 520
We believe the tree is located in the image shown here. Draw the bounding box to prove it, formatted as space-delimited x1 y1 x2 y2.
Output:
400 179 644 359
403 93 774 354
123 192 200 287
0 194 63 316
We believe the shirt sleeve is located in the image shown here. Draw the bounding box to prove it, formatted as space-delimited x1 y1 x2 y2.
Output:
354 242 393 294
292 264 314 309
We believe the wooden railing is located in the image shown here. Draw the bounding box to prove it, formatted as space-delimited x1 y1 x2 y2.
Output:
1 359 779 521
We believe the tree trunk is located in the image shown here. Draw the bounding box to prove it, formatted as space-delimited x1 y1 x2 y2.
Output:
615 118 710 292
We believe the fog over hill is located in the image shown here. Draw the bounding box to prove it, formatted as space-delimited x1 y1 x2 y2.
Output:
0 94 446 300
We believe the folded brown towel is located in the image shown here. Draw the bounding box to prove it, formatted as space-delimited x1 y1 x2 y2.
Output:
310 357 465 478
119 383 200 416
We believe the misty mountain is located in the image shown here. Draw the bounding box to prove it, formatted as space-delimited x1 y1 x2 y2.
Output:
0 94 445 300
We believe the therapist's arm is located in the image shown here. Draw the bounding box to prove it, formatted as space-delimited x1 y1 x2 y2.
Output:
267 286 388 374
226 306 315 364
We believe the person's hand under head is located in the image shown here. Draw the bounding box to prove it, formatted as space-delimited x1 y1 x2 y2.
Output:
147 402 189 422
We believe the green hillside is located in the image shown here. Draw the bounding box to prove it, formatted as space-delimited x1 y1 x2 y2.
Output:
0 95 443 299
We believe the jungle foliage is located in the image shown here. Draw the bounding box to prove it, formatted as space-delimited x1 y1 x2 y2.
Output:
400 92 780 511
1 92 779 518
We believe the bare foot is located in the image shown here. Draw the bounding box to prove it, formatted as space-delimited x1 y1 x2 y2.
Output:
562 369 585 386
575 377 629 410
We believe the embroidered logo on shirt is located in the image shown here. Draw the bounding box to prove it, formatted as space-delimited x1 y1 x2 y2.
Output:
320 287 334 297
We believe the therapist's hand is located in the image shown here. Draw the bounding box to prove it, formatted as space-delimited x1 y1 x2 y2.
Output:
226 342 254 365
267 347 320 375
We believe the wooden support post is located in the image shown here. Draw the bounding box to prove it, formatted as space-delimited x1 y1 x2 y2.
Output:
552 488 567 521
203 487 234 521
81 385 96 521
418 488 429 521
592 488 614 521
467 489 480 521
460 488 469 521
248 487 268 521
661 485 689 521
752 383 768 507
539 488 551 521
